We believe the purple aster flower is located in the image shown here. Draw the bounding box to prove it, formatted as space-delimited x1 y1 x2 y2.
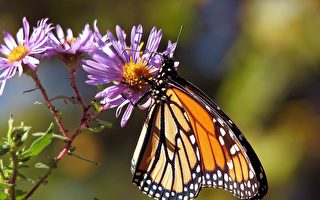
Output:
83 25 177 127
92 20 108 48
0 17 52 95
46 23 95 62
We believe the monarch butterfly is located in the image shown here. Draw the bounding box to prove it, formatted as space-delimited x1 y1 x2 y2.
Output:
130 55 268 200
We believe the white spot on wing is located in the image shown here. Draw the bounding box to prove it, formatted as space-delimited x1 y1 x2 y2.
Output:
217 170 222 178
227 161 234 169
219 136 225 145
196 165 201 173
184 112 190 121
190 135 196 144
230 145 236 155
195 184 199 191
224 174 229 182
220 127 226 136
196 148 200 159
217 118 224 126
206 173 210 179
240 184 244 190
205 105 211 111
213 174 217 180
249 171 254 179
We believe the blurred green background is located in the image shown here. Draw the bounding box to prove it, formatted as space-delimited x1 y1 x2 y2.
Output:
0 0 320 199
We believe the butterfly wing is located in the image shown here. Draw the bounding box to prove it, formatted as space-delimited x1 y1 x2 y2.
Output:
169 77 268 199
131 76 267 200
131 99 203 200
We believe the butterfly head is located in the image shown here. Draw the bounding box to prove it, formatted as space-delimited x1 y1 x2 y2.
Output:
157 55 177 78
149 55 178 103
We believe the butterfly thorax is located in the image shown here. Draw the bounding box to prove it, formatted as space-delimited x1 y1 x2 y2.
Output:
150 56 177 104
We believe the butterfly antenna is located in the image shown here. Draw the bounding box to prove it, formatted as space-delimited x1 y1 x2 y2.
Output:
176 25 184 49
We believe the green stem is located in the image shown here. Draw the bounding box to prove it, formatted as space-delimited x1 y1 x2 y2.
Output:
0 160 5 180
9 149 18 200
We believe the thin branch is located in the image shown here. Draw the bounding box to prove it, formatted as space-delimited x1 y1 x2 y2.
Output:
69 151 99 165
23 164 55 200
50 95 80 105
23 108 102 200
28 71 70 140
69 68 86 110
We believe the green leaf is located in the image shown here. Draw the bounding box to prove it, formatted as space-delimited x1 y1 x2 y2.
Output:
91 101 100 111
32 132 68 141
97 85 104 92
81 126 104 133
95 119 112 128
35 162 49 169
18 123 53 162
0 182 12 189
0 192 9 200
3 168 12 178
11 125 31 147
81 119 112 134
0 144 10 156
17 172 34 183
7 115 14 144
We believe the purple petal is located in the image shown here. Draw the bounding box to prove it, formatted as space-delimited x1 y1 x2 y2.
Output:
145 27 162 53
0 80 6 96
138 97 152 110
130 25 143 62
66 28 73 41
3 31 18 50
17 63 23 76
56 25 65 42
116 25 128 54
0 44 11 56
23 56 39 69
16 28 24 45
116 99 130 118
22 17 30 41
95 84 125 99
120 104 134 127
0 65 17 80
102 94 124 107
163 41 177 57
108 27 128 62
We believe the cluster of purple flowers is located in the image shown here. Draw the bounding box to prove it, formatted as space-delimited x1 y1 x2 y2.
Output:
0 17 177 126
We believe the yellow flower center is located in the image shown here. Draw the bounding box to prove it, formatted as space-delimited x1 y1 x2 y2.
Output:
66 37 77 45
122 58 151 90
8 45 29 63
